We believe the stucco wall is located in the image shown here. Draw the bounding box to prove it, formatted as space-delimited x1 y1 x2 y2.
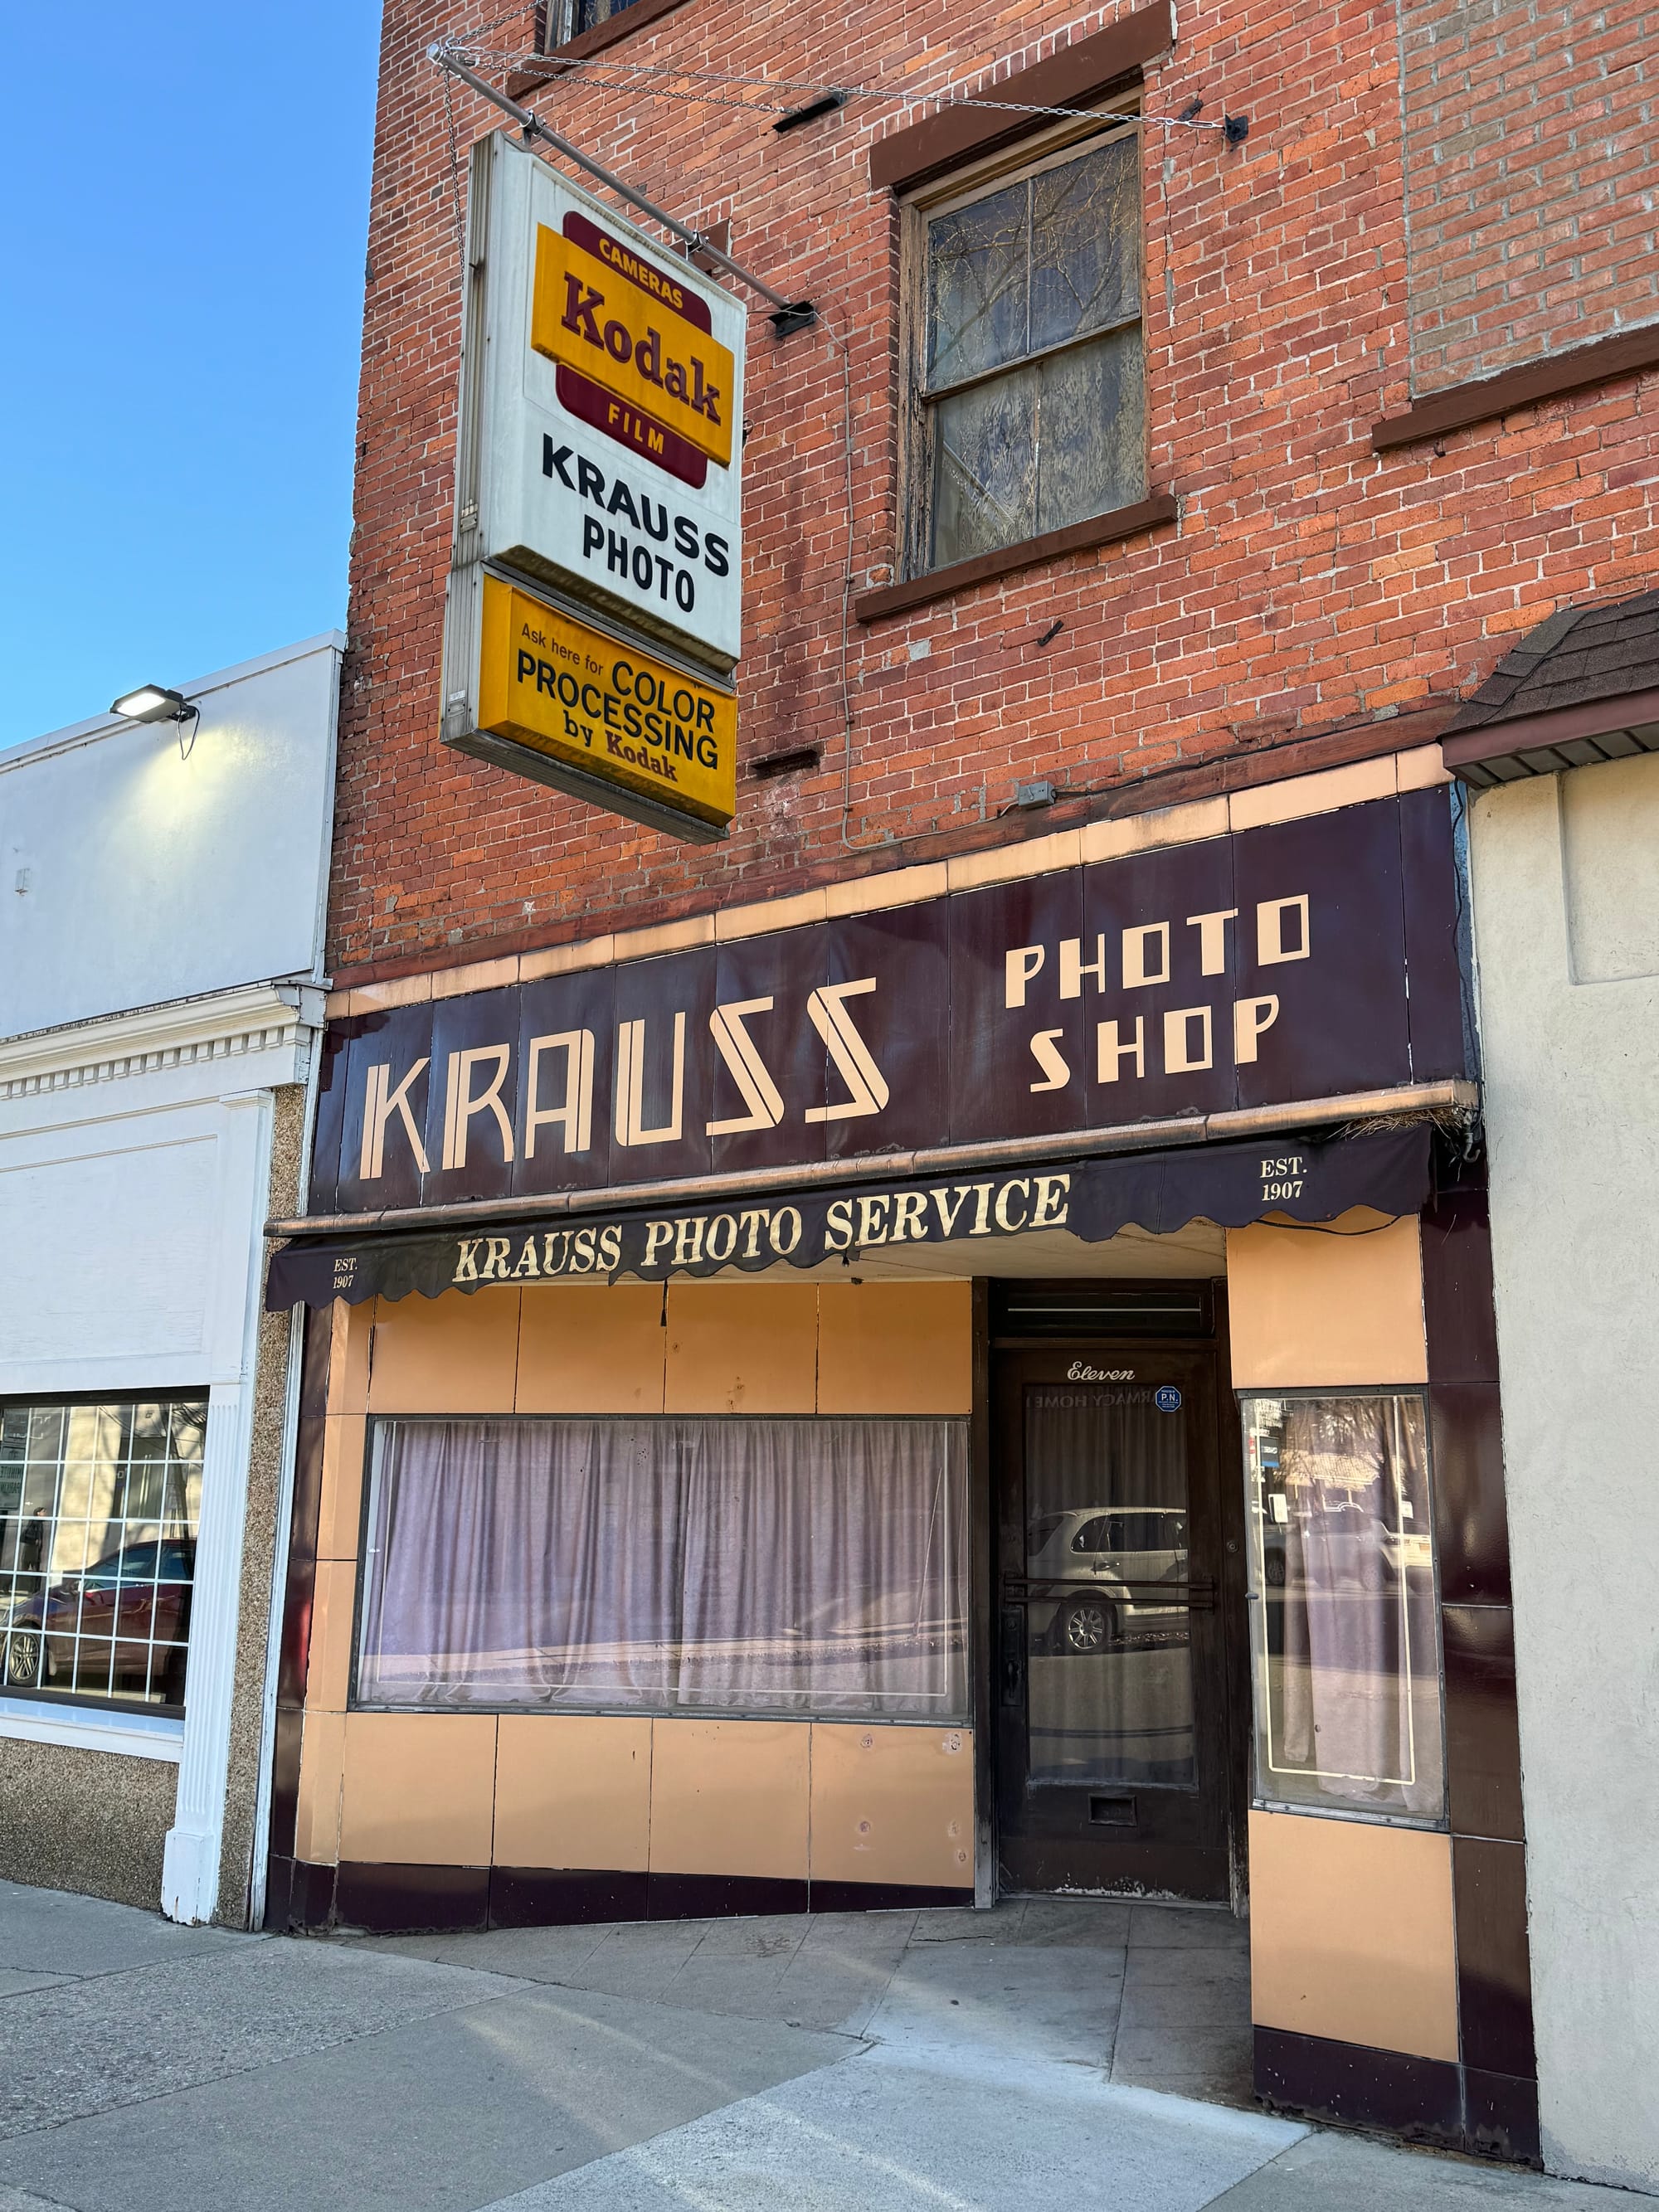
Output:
1468 756 1659 2192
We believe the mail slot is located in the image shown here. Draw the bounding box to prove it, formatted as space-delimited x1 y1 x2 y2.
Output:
1089 1793 1137 1826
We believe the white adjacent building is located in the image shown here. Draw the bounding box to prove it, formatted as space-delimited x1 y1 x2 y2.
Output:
0 633 341 1927
1447 588 1659 2193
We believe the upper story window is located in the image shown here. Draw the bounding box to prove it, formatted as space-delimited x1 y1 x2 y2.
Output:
545 0 648 45
908 124 1146 574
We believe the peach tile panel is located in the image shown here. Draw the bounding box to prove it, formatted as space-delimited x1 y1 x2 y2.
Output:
611 913 716 961
294 1708 346 1866
327 1299 374 1418
1227 755 1397 832
1226 1211 1427 1388
649 1718 810 1879
338 1713 499 1866
816 1282 972 1413
1248 1808 1459 2062
519 936 615 980
1396 744 1452 791
664 1282 818 1413
823 863 947 916
515 1284 668 1413
1081 796 1230 863
494 1714 653 1870
431 956 519 1000
304 1559 358 1713
945 829 1082 891
367 1286 522 1413
810 1723 975 1888
316 1415 367 1561
715 888 828 940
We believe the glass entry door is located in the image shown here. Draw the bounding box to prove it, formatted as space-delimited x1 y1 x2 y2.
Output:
994 1344 1232 1898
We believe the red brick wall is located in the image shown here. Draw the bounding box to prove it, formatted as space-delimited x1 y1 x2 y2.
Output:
332 0 1659 983
1399 0 1659 392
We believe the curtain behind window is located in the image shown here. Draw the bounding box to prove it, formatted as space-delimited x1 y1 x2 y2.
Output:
1244 1393 1443 1822
358 1416 968 1719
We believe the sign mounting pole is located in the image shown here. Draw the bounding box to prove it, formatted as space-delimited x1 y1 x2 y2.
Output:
431 45 816 333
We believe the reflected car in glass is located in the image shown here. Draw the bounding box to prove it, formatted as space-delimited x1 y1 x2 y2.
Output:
2 1539 194 1704
1027 1506 1190 1655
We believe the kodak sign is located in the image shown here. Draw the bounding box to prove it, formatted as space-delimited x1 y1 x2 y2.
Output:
533 221 737 470
478 572 737 831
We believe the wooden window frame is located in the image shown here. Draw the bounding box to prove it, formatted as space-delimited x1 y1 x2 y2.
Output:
531 0 690 69
896 100 1151 591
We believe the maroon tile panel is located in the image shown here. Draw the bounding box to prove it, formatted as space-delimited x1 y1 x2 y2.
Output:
1421 1179 1501 1386
947 871 1086 1143
708 928 830 1174
1399 785 1475 1081
1443 1604 1524 1842
333 1003 443 1216
1463 2066 1542 2166
511 964 619 1198
1429 1382 1511 1607
420 981 526 1208
1453 1835 1537 2080
1254 2025 1463 2146
333 1861 490 1935
1082 833 1238 1125
1233 800 1409 1107
610 947 718 1184
824 898 951 1160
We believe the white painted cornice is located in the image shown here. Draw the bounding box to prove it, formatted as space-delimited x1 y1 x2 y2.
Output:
0 982 326 1102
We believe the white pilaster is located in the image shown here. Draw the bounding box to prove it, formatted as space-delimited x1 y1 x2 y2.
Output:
161 1090 271 1924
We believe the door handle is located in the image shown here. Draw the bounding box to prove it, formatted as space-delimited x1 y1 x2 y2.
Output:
1000 1606 1026 1708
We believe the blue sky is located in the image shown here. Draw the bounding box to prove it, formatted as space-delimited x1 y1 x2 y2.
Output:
1 7 380 747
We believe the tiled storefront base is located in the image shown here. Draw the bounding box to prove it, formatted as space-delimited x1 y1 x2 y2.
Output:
1254 2025 1541 2166
265 1855 971 1935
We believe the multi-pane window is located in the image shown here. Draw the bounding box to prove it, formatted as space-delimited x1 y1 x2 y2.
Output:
916 126 1145 571
0 1399 205 1711
357 1414 969 1720
1242 1393 1445 1824
545 0 646 46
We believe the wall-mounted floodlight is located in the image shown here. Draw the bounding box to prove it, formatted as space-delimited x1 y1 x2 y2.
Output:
111 684 193 724
111 683 202 760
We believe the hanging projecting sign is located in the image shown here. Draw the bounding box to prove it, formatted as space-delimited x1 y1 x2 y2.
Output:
440 131 745 843
479 574 736 830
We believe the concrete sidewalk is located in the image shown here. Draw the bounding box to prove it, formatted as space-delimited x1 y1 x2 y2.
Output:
0 1879 1629 2212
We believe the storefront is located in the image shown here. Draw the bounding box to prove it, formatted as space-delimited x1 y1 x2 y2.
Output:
0 631 342 1927
263 749 1534 2157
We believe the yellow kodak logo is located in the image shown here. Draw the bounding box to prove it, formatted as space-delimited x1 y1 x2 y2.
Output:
532 227 736 469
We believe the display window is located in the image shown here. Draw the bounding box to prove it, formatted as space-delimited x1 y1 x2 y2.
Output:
0 1398 206 1712
1241 1391 1445 1824
355 1414 969 1720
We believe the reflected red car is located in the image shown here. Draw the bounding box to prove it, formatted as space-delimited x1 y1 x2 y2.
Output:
3 1539 193 1703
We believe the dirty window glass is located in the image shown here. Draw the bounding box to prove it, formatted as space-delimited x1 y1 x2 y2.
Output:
923 131 1144 568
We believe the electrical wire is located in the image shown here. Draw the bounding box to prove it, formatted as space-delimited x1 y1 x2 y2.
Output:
437 36 1240 134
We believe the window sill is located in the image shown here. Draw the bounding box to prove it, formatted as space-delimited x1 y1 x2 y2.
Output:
0 1694 184 1762
510 0 690 85
1370 319 1659 452
854 492 1178 624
